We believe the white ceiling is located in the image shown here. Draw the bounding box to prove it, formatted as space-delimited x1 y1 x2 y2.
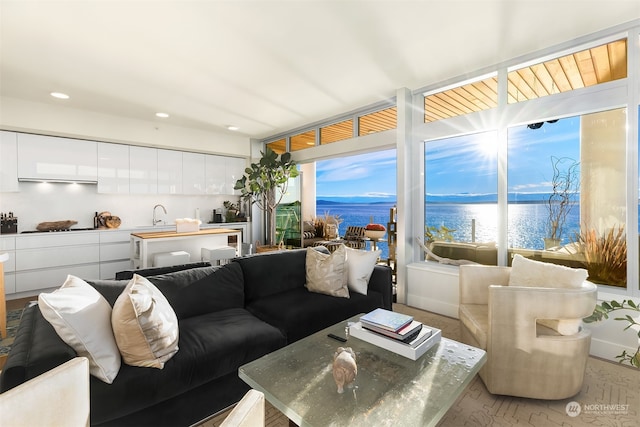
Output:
1 1 639 140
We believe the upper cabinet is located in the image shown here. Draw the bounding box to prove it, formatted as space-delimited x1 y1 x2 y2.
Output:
225 157 246 195
182 152 205 195
0 131 19 192
205 155 226 194
97 143 129 194
2 132 246 196
129 146 157 194
158 149 183 194
17 133 97 182
205 155 245 195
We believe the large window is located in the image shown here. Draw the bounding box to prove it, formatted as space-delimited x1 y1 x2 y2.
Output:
424 131 498 265
507 109 627 288
315 149 397 259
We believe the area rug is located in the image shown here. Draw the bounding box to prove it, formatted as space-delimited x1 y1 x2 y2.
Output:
200 303 639 427
0 308 23 356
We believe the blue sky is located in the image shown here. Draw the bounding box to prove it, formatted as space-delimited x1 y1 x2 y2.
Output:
316 149 397 203
317 118 581 202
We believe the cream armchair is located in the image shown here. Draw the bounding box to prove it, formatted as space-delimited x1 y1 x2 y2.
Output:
0 357 89 427
220 389 265 427
458 263 597 400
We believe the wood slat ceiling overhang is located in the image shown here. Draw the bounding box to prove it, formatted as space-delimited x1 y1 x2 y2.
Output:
425 38 627 123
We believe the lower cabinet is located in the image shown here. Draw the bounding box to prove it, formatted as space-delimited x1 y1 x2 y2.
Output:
5 230 133 298
15 265 100 294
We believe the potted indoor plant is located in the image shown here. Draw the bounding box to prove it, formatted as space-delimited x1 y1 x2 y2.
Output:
583 298 639 368
234 147 299 250
544 156 579 249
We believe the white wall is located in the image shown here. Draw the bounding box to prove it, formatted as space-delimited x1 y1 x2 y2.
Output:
0 181 241 231
0 97 250 157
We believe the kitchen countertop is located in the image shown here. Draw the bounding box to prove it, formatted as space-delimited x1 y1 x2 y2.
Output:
131 228 240 239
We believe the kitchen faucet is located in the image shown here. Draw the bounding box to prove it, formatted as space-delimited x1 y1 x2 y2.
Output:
153 204 167 226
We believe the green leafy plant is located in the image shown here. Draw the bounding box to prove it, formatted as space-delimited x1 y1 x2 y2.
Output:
583 299 639 368
234 148 299 247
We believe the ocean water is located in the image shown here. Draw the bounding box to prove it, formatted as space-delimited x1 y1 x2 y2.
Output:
317 203 396 259
318 201 636 258
425 203 580 249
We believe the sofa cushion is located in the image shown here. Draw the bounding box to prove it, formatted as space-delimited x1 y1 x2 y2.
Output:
509 254 587 288
38 275 121 384
89 308 286 425
87 266 219 308
247 287 384 343
169 262 245 319
305 245 349 298
112 275 180 369
459 304 488 349
234 249 308 303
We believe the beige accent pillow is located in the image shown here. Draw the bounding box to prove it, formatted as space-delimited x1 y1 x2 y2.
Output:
509 254 587 288
345 246 381 295
537 318 582 335
305 245 349 298
38 275 121 384
111 274 179 368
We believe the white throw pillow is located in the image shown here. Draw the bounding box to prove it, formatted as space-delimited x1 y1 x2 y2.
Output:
345 247 381 295
305 245 349 298
509 254 587 288
38 275 121 384
538 318 582 336
111 275 179 369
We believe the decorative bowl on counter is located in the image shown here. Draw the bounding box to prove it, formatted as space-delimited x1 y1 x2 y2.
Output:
364 223 386 240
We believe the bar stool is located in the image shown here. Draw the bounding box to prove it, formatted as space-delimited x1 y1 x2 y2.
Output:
201 246 237 265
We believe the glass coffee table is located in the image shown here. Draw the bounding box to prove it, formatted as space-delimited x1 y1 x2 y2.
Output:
239 315 486 427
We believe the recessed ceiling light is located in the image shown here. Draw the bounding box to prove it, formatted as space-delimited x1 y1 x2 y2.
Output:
227 126 239 131
156 112 169 118
50 92 70 99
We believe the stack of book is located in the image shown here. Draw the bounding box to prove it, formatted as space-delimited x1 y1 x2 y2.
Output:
349 308 442 360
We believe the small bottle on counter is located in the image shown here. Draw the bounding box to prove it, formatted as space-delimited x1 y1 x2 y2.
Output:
93 212 99 229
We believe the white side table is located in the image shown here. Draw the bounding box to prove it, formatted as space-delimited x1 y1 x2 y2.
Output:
0 252 8 339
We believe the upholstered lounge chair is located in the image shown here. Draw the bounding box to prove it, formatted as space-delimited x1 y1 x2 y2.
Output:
342 226 366 249
458 258 597 400
0 357 90 427
220 389 265 427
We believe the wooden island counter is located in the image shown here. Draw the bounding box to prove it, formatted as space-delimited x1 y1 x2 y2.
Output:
130 228 242 269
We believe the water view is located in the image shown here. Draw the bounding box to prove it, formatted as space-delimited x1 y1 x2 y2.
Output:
317 200 640 260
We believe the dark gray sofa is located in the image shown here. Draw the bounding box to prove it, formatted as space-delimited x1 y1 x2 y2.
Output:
0 248 392 426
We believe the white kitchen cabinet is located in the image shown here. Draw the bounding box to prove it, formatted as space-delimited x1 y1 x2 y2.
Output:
1 236 16 295
182 152 205 195
17 133 97 182
158 149 182 194
99 230 131 279
225 156 246 195
129 146 158 194
97 143 129 193
0 131 19 192
16 265 100 294
205 155 226 194
13 231 100 295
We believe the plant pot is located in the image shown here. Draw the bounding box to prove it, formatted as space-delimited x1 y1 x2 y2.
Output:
255 241 285 253
543 238 561 250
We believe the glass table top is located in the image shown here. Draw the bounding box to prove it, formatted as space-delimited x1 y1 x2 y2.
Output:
239 315 486 427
